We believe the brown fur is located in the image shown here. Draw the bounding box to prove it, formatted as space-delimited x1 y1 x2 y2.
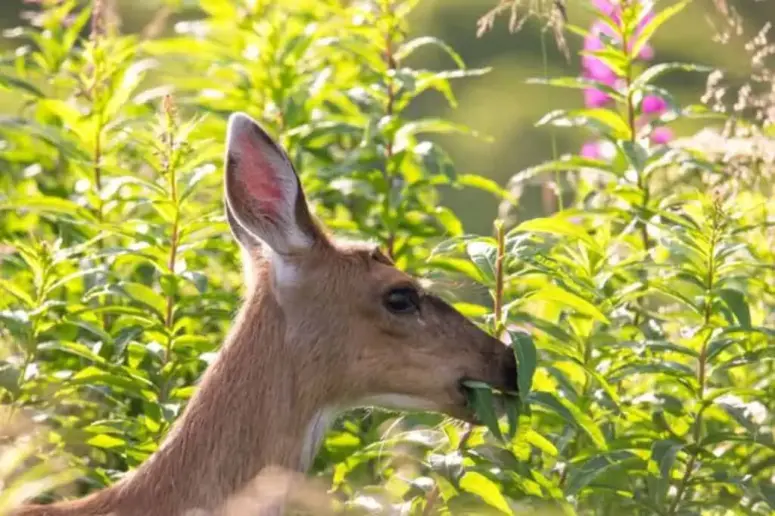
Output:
14 114 516 516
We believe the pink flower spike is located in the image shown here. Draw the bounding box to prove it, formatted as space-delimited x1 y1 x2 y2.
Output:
641 95 668 115
592 0 617 17
584 88 612 107
638 43 655 61
650 127 673 144
636 7 655 32
581 142 602 159
582 58 618 85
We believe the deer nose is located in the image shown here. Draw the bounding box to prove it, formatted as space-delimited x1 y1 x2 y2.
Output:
502 349 518 394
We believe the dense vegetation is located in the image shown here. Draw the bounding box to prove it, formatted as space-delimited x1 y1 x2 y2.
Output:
0 0 773 514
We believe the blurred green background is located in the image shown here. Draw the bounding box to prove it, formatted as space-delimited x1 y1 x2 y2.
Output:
1 0 769 233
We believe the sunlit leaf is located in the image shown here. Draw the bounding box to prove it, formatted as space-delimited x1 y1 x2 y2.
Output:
631 0 692 58
565 450 638 495
529 391 607 450
523 285 609 323
508 330 536 398
466 241 498 285
459 471 512 514
464 381 504 443
717 288 751 329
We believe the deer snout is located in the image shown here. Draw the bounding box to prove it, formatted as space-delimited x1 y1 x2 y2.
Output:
501 348 518 394
484 344 518 395
465 337 518 395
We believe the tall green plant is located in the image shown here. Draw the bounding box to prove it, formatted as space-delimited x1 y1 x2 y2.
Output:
441 0 775 514
0 0 772 514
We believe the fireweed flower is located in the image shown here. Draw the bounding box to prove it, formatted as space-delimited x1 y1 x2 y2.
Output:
580 0 671 158
641 94 668 114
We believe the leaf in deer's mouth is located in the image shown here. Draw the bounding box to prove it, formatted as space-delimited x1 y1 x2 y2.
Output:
461 380 522 443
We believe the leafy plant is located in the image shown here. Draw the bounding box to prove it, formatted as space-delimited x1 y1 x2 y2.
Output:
0 0 773 514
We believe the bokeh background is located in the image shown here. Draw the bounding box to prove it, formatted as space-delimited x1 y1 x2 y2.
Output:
1 0 771 233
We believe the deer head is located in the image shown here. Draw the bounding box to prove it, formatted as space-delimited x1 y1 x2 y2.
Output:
14 112 518 516
224 112 517 428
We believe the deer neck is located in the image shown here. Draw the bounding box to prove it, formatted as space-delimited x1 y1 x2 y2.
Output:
116 270 331 514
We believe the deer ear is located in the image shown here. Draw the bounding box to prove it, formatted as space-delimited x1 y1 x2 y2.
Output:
224 112 319 256
225 201 261 255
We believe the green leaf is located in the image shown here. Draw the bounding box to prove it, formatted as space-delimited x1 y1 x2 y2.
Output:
466 241 497 286
618 140 648 174
514 216 598 251
508 155 619 186
631 0 692 59
527 76 623 101
457 174 510 199
529 391 607 450
631 62 713 91
395 36 466 69
394 118 486 152
565 450 638 495
86 434 126 449
536 108 631 140
579 48 627 77
714 347 775 372
0 280 35 308
0 196 98 224
648 440 683 505
524 285 609 324
434 206 463 236
504 396 520 441
459 471 512 514
117 282 167 319
428 256 486 284
610 361 696 383
37 341 106 364
453 302 489 318
0 72 43 97
525 429 558 456
104 59 157 118
718 288 751 329
463 381 504 443
508 330 536 398
69 366 156 401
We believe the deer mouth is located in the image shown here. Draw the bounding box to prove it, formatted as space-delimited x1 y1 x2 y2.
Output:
457 378 515 425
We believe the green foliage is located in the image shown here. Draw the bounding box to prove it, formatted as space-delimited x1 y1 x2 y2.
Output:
1 0 773 515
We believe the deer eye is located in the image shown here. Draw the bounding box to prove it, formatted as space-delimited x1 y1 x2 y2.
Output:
384 287 420 315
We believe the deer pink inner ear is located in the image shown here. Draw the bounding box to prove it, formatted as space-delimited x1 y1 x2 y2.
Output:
234 132 284 217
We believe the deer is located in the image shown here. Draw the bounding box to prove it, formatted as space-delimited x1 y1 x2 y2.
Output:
14 112 518 516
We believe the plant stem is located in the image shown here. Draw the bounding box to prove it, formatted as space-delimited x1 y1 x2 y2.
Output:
424 220 507 514
164 145 179 331
160 96 180 413
668 205 721 514
381 1 397 260
619 7 651 329
540 28 563 213
493 219 506 339
93 113 104 223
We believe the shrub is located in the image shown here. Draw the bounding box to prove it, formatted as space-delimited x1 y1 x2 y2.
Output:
0 0 773 514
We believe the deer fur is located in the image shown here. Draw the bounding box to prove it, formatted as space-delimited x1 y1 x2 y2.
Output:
14 112 517 516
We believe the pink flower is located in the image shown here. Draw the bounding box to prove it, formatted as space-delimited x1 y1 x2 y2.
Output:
592 0 620 22
586 1 656 60
582 60 618 86
650 127 673 144
581 20 619 108
641 95 668 115
581 142 602 158
582 22 619 86
585 88 612 107
638 44 655 60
